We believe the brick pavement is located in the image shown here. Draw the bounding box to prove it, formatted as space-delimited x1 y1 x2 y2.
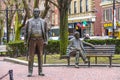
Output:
0 57 120 80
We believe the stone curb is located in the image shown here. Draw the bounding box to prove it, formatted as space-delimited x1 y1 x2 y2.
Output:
3 57 68 67
3 57 36 66
3 57 120 67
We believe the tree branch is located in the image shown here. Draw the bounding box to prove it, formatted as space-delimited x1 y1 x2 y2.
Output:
48 0 59 9
20 13 27 28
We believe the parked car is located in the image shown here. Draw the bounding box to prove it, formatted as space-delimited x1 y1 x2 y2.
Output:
68 35 74 40
89 36 112 40
49 36 60 40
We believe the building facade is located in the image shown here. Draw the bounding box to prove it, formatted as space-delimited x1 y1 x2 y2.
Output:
68 0 102 37
100 0 120 38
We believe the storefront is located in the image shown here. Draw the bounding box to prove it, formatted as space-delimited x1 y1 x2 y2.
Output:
68 21 93 38
68 15 96 37
103 22 120 38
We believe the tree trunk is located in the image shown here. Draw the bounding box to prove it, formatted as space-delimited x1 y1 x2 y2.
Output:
14 12 21 41
34 0 39 8
59 8 68 55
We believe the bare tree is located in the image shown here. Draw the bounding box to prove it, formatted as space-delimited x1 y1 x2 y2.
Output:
1 0 50 41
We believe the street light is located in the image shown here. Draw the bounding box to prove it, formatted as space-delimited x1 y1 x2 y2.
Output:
113 0 116 38
6 7 9 43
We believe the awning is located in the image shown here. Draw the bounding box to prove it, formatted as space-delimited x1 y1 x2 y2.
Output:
68 16 96 21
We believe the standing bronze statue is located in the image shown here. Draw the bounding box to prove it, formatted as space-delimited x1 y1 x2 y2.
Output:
66 31 94 68
25 8 48 77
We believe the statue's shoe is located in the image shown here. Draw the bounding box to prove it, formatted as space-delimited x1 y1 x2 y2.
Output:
75 64 79 68
39 72 45 76
27 73 32 77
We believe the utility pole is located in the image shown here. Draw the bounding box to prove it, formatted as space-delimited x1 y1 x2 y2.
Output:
113 0 116 38
6 7 9 43
0 7 24 43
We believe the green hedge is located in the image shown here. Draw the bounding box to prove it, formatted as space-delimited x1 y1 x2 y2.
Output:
7 40 60 57
7 39 120 57
7 40 26 57
45 40 60 54
85 39 120 54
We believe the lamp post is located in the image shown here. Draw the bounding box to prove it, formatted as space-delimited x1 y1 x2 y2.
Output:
0 26 1 44
6 7 9 43
113 0 116 38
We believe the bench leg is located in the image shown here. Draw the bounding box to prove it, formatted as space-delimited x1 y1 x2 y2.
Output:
87 57 90 67
109 56 112 67
67 58 70 66
95 57 97 64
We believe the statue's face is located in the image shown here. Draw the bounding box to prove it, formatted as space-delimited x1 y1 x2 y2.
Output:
74 33 80 39
33 9 40 18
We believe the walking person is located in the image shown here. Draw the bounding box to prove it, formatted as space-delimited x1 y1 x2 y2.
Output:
25 8 48 77
84 34 90 40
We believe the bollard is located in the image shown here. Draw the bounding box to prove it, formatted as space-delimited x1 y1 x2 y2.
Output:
9 70 14 80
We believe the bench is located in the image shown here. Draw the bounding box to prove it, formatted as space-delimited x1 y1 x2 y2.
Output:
61 45 116 67
0 45 8 56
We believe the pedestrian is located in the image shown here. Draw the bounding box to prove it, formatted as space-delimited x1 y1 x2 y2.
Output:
66 31 94 68
24 8 48 77
84 34 90 40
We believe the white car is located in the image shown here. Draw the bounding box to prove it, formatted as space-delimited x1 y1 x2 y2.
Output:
48 36 59 40
89 36 112 40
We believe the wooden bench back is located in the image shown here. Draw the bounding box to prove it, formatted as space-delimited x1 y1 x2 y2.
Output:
84 45 115 55
69 45 115 57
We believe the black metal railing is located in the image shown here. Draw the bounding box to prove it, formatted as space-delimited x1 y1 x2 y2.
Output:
0 70 14 80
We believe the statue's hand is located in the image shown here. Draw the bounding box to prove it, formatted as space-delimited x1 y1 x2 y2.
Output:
76 48 80 51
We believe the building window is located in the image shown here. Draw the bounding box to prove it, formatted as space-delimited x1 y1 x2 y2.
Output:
69 3 71 14
103 8 112 21
52 13 55 25
118 8 120 20
103 10 105 21
74 1 77 13
106 9 109 21
80 0 82 13
86 0 88 12
109 8 112 21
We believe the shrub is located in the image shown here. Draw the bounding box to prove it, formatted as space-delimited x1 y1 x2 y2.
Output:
45 40 60 54
7 40 26 57
85 39 120 54
7 39 120 57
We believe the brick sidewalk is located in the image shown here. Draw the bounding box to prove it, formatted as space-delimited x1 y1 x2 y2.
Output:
0 57 120 80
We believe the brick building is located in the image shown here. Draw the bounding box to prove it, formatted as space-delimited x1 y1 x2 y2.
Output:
100 0 120 38
68 0 102 37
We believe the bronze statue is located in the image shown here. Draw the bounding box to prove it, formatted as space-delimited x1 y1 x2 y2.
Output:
25 8 48 77
66 31 94 68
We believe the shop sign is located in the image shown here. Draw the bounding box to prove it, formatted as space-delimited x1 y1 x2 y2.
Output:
117 21 120 27
103 23 112 28
104 22 120 28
